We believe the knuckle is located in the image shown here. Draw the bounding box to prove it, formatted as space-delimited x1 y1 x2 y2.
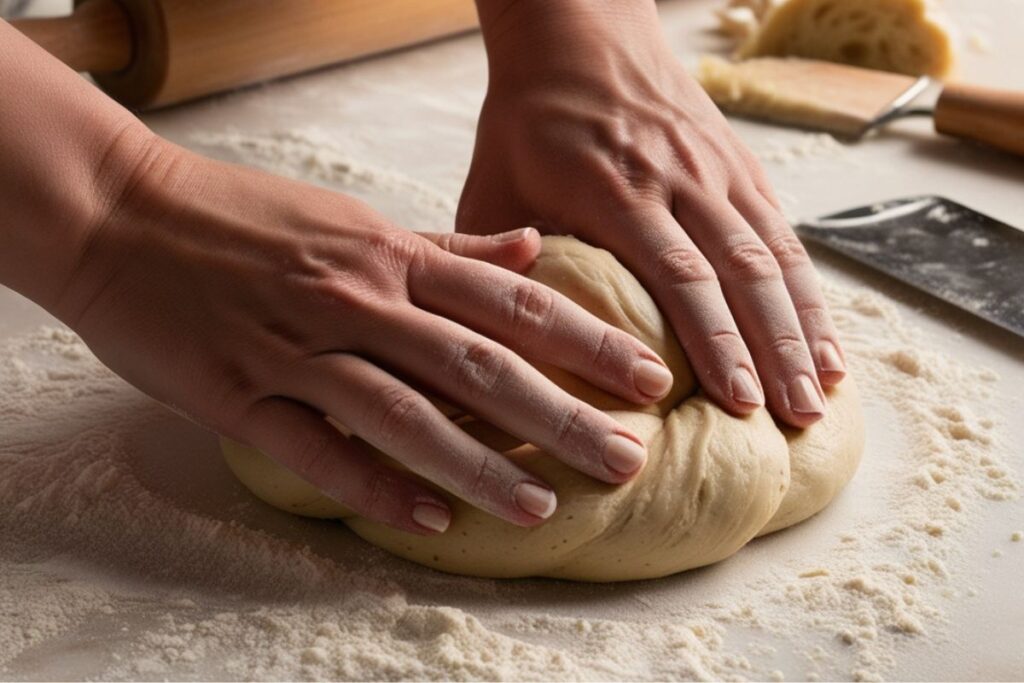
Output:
590 118 671 203
369 229 430 282
214 360 263 413
509 283 556 335
554 403 586 451
738 150 773 189
669 131 728 190
449 340 511 399
763 232 811 270
793 301 829 316
262 318 313 349
720 240 781 283
465 455 498 503
768 335 810 359
590 327 617 368
432 232 456 252
794 302 831 329
753 178 783 208
356 468 390 519
290 429 338 482
366 229 420 260
369 386 427 448
701 330 748 372
656 246 718 288
308 273 388 319
611 148 661 191
594 116 631 161
708 329 745 346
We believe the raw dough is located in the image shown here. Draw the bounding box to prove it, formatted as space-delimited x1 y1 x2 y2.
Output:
696 55 923 136
222 237 864 581
718 0 956 77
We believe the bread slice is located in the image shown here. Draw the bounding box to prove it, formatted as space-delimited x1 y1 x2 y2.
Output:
719 0 956 77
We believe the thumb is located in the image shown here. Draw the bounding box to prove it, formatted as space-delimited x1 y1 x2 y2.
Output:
416 228 541 273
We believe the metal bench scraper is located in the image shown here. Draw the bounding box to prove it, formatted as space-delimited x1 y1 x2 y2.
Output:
796 196 1024 339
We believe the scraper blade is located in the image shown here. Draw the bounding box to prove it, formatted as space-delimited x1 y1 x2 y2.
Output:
796 196 1024 338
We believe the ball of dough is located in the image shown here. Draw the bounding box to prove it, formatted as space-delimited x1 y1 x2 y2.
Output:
722 0 957 78
222 236 863 581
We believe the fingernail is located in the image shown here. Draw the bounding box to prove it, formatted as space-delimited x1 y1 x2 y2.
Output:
731 367 764 406
514 482 557 519
817 342 845 373
412 503 451 533
492 227 535 243
604 434 647 475
635 359 674 398
788 375 825 415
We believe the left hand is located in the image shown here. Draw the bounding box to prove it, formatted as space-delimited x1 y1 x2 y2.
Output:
459 0 846 428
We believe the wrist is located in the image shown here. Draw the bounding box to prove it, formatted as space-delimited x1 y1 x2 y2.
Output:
50 125 191 327
0 22 164 319
475 0 662 82
1 116 166 323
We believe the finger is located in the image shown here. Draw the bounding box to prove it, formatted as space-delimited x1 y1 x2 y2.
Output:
603 204 765 417
376 309 649 483
416 228 542 274
732 191 847 386
679 197 825 428
287 353 560 527
238 396 452 535
409 252 674 404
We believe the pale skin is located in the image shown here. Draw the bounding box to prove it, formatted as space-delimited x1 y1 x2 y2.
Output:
0 0 844 537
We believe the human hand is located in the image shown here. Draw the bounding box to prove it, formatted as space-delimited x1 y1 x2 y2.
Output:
51 128 675 535
461 0 846 428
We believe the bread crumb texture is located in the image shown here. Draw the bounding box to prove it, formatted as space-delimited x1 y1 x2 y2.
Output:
716 0 958 77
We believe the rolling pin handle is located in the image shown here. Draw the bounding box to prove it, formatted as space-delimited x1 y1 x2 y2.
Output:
934 82 1024 158
9 0 132 75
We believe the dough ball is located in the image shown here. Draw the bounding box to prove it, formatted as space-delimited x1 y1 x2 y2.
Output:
719 0 957 77
222 236 864 581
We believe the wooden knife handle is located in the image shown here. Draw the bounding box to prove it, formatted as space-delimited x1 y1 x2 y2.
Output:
934 82 1024 157
9 0 132 74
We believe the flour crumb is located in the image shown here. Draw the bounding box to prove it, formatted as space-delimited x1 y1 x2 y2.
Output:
754 133 851 165
966 29 993 54
926 203 957 224
798 568 830 578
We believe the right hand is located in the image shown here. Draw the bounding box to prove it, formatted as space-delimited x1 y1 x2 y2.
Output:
460 0 844 429
55 128 674 535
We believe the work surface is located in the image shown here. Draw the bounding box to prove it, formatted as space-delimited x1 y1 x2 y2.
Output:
1 0 1022 680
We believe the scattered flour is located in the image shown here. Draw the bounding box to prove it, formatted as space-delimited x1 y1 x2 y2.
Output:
0 274 1017 680
190 128 458 231
925 203 957 224
753 133 852 166
3 1 1018 678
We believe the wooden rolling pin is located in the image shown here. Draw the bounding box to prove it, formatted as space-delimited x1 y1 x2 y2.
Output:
10 0 479 109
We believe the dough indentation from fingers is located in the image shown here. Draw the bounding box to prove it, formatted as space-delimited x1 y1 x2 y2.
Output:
223 236 863 581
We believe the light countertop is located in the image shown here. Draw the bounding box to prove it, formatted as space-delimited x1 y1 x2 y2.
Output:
1 0 1021 679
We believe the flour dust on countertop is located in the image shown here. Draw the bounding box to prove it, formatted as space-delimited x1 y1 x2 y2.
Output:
0 255 1018 680
189 127 462 234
